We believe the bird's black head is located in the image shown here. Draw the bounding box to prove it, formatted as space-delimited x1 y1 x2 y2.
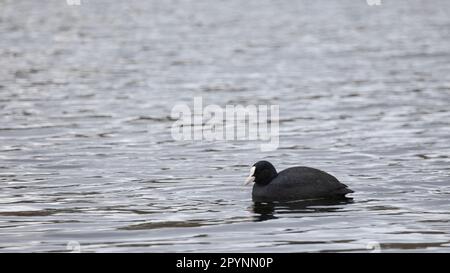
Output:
244 161 278 186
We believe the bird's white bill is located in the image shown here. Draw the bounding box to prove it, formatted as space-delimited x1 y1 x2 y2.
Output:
244 176 255 185
244 166 256 185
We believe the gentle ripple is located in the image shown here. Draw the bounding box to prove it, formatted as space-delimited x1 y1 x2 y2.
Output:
0 0 450 252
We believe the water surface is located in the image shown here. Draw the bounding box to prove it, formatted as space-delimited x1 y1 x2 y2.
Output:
0 0 450 252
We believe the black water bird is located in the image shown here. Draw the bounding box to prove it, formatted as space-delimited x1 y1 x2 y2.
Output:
245 161 353 202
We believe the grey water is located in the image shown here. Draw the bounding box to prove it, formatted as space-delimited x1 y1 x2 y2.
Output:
0 0 450 252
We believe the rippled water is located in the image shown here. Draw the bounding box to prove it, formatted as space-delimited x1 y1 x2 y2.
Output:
1 0 450 252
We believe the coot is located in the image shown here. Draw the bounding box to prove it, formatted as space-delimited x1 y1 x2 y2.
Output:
245 161 353 202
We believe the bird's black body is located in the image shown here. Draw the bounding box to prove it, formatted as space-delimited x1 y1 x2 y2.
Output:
248 161 353 202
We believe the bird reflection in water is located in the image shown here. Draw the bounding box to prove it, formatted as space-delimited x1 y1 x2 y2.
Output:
251 198 353 222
